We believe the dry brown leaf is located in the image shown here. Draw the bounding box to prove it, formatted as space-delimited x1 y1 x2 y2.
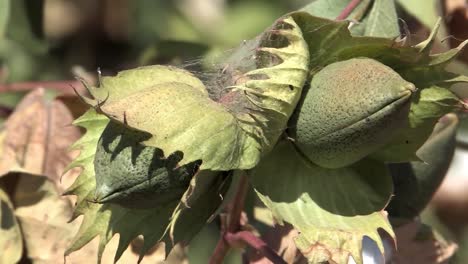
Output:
13 174 78 263
0 88 81 187
13 173 169 264
0 184 23 264
391 220 457 264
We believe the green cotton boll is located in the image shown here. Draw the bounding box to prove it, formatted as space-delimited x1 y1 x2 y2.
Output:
93 121 200 209
289 58 416 169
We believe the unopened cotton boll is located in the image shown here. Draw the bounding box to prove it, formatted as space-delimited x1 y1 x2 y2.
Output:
289 58 416 168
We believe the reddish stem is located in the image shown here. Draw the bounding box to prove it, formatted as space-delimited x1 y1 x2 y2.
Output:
227 174 249 232
225 231 287 264
336 0 362 20
210 233 230 264
209 174 250 264
0 80 84 95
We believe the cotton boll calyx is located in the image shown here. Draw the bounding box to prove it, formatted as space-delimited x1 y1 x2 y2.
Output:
289 58 416 168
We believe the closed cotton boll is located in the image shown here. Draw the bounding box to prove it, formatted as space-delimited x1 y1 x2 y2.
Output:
289 58 416 168
93 121 199 209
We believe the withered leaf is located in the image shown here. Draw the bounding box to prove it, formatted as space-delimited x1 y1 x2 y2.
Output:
0 88 81 186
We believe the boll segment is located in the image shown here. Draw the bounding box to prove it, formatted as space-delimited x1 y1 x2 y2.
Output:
93 121 200 209
289 58 416 168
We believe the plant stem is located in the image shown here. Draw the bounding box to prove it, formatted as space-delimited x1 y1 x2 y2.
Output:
209 174 249 264
0 80 83 95
227 174 249 232
225 231 287 264
336 0 362 20
210 232 230 264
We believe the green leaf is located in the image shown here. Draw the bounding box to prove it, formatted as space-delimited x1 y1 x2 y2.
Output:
291 12 396 70
387 114 458 218
0 0 65 82
250 140 394 264
0 0 9 39
373 86 463 162
0 184 23 264
2 0 45 52
301 0 399 37
364 0 399 38
79 15 309 171
65 109 229 263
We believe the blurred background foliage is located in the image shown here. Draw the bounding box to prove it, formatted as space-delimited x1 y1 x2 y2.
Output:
1 0 468 263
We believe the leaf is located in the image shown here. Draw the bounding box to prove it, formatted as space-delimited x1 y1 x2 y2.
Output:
0 183 22 264
250 140 394 264
13 174 77 264
79 15 309 171
290 12 466 73
65 109 229 263
386 114 459 218
301 0 399 37
1 0 44 51
364 0 399 38
0 89 81 184
0 0 9 39
0 0 64 82
373 86 463 162
291 12 396 70
1 172 164 264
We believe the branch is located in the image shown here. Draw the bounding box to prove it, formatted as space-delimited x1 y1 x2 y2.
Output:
227 174 249 232
209 174 249 264
0 80 84 95
336 0 362 20
225 231 287 264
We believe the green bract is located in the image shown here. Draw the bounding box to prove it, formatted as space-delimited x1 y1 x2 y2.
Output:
65 10 468 264
78 16 309 171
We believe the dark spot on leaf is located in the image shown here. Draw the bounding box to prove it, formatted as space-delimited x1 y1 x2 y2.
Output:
262 30 290 49
289 85 294 91
255 50 284 68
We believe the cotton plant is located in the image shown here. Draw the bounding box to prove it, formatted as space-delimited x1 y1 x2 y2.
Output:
65 7 467 264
